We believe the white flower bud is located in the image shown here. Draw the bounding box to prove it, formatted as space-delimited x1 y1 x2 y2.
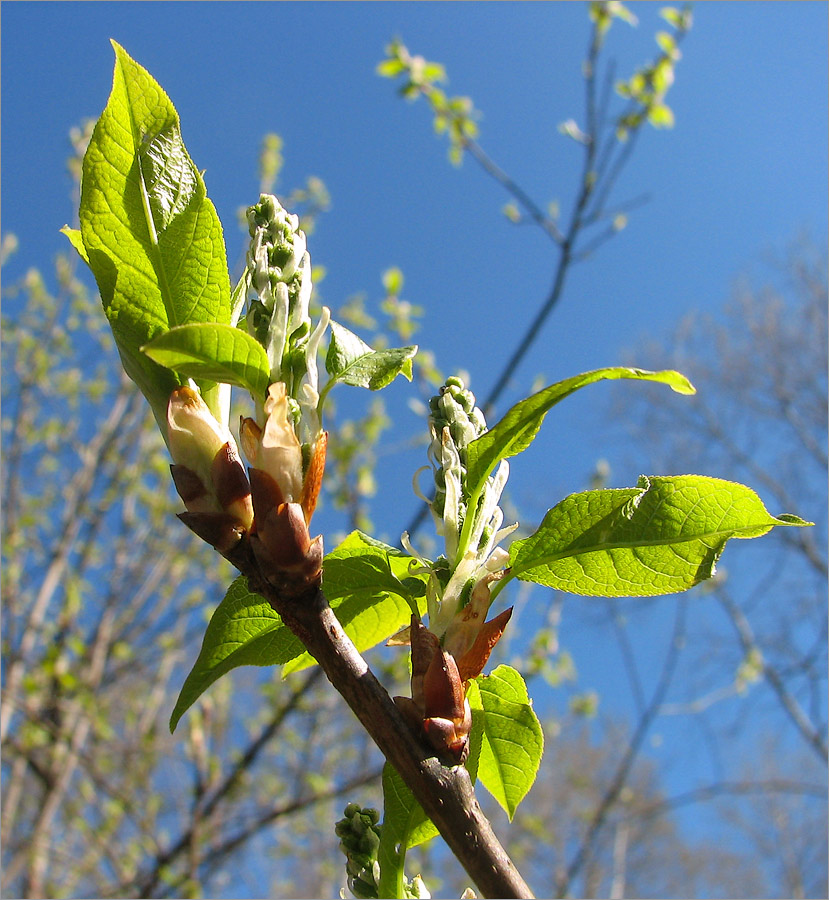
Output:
167 387 235 510
240 382 303 503
167 387 254 543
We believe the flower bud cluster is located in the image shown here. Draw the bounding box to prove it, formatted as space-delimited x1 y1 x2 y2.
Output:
427 376 487 554
245 194 329 446
245 193 315 391
247 193 309 310
335 804 382 900
394 380 515 763
335 804 431 899
166 197 331 595
422 377 515 638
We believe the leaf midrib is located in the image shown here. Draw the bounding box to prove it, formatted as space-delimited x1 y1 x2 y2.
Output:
511 522 771 577
120 53 180 328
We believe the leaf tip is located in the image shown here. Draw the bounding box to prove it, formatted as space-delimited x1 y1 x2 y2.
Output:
674 380 696 396
775 513 814 527
660 369 696 395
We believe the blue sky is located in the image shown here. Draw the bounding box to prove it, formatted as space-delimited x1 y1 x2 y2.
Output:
3 1 827 890
3 2 826 491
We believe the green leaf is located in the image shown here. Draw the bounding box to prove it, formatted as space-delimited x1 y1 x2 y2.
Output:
171 534 427 727
655 30 677 56
142 323 271 400
422 62 447 83
465 368 694 511
60 226 89 265
473 666 543 819
169 576 302 732
325 320 416 391
377 58 406 78
648 103 675 129
660 6 683 28
282 532 428 674
382 266 404 296
509 475 813 597
378 764 414 899
72 41 231 432
609 1 638 26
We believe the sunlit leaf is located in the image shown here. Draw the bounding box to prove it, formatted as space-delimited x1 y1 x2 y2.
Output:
465 368 695 509
473 666 543 818
170 533 428 727
283 532 428 675
509 475 813 597
169 577 301 732
325 319 416 391
142 322 271 399
71 41 230 431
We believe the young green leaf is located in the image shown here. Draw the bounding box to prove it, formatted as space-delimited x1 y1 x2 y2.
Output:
648 103 675 128
324 319 416 392
508 475 813 597
70 41 231 431
282 532 428 674
169 576 303 732
464 367 694 509
170 534 428 726
142 323 271 400
60 226 89 265
473 666 543 819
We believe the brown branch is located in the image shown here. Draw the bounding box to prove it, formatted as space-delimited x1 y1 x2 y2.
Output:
246 570 534 900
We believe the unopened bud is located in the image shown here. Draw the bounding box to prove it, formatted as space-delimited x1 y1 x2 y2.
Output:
242 383 327 594
167 387 253 553
241 383 304 504
395 616 471 764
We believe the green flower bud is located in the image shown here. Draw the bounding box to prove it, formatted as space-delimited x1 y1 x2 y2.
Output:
335 804 383 900
245 194 316 387
419 376 518 638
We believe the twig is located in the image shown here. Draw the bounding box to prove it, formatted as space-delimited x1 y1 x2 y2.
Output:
556 596 687 898
717 588 828 763
634 778 827 824
248 574 534 900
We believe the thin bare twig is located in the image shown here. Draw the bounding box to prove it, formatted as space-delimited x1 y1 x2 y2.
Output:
634 778 827 824
717 588 828 763
244 573 534 900
556 596 688 898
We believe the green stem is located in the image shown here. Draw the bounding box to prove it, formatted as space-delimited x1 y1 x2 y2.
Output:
454 482 485 570
487 567 516 604
377 823 407 899
229 269 251 327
